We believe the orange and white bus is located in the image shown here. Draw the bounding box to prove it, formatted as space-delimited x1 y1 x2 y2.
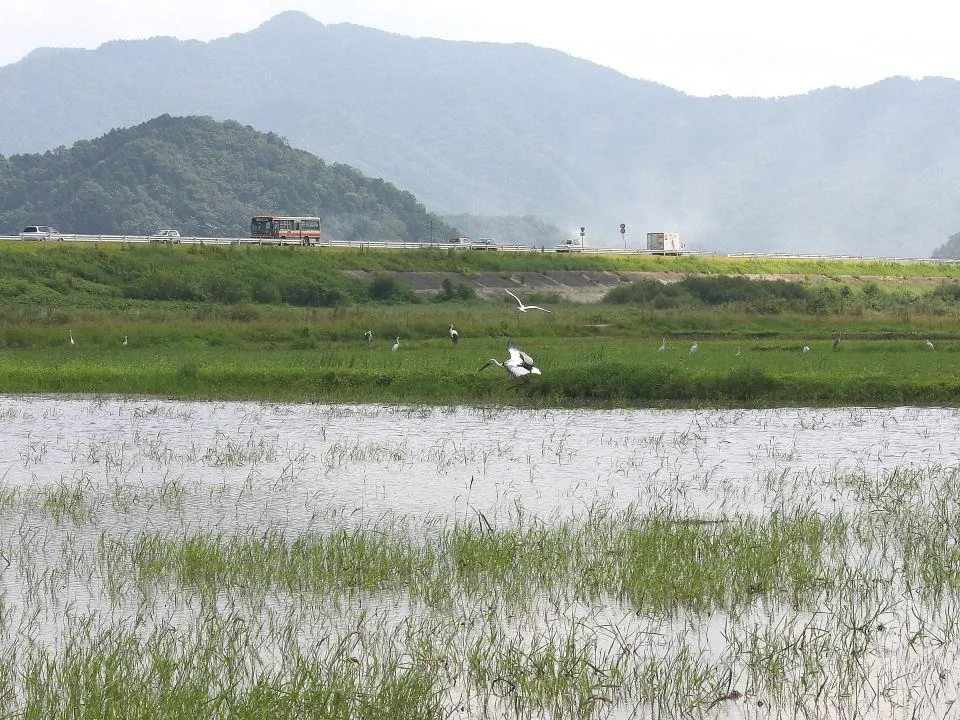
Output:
250 215 322 245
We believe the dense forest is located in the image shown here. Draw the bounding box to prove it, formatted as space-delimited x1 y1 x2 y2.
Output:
0 115 458 241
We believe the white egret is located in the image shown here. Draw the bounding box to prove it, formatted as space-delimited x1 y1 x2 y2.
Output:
833 331 842 349
392 337 400 352
364 330 373 343
802 345 810 354
926 339 935 350
449 324 459 343
736 346 742 356
689 342 698 354
658 338 666 352
481 341 541 379
122 336 128 346
69 330 75 346
505 289 551 313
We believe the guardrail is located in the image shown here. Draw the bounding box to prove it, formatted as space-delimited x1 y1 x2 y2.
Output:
0 234 955 264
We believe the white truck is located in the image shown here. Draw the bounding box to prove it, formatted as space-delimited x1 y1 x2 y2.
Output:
555 237 584 252
646 232 683 254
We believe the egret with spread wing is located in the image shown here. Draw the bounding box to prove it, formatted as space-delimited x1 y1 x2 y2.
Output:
505 289 551 313
480 340 541 379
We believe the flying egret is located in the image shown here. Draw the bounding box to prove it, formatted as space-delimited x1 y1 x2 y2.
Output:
926 339 935 350
449 324 459 343
505 289 551 313
658 338 666 352
802 345 810 354
392 337 400 352
69 330 75 346
833 331 842 349
481 341 541 379
364 330 373 343
689 342 698 354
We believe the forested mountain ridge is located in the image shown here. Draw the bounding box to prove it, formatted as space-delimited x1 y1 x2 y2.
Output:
2 11 960 255
0 115 456 240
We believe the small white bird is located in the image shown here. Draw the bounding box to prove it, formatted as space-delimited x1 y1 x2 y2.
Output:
658 338 666 352
505 289 551 313
392 337 400 352
689 342 698 354
802 345 810 354
364 330 373 343
449 324 459 343
736 346 742 356
481 340 541 379
122 336 128 346
926 339 935 350
833 331 842 349
69 330 75 346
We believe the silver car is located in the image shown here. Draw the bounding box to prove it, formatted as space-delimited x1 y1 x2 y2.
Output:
19 225 63 241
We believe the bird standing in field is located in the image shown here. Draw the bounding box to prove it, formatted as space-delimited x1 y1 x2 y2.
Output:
364 330 373 344
736 346 742 356
449 324 459 343
833 331 842 349
802 345 810 354
689 342 698 355
926 339 935 350
69 330 75 346
122 336 128 347
505 289 551 313
392 337 400 352
658 338 666 352
480 340 541 379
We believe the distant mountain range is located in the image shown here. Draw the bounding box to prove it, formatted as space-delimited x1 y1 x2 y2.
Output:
2 11 959 256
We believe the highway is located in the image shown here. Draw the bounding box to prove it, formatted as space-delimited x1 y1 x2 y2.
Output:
0 234 956 265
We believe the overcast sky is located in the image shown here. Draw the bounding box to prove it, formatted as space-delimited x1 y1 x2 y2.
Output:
2 0 956 97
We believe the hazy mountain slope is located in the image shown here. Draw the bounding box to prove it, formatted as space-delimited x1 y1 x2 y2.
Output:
2 11 959 255
0 115 456 240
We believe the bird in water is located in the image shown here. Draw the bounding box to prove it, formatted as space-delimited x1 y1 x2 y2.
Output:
480 340 541 379
505 289 551 313
802 345 810 354
689 342 698 354
364 330 373 343
926 339 935 350
449 324 459 343
392 337 400 352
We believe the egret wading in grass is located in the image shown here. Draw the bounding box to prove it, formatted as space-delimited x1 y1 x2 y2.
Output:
833 331 842 349
449 324 459 343
69 330 75 346
392 337 400 352
689 342 698 355
802 345 810 354
736 346 742 356
123 336 128 347
658 338 666 352
481 340 541 380
505 289 551 313
364 330 373 344
926 339 935 350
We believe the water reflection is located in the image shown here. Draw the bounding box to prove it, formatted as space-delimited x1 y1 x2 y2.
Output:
2 395 959 531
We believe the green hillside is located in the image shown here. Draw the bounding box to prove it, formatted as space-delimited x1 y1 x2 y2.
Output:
0 115 457 241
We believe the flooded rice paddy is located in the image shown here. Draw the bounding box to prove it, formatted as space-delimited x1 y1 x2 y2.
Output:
2 395 960 718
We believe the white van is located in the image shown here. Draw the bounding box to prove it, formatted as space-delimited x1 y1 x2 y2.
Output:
555 238 583 252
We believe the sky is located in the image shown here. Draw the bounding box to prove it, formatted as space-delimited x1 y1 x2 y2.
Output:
1 0 957 98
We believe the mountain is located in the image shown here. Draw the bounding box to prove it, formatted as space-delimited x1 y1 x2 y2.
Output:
0 114 456 240
2 11 959 256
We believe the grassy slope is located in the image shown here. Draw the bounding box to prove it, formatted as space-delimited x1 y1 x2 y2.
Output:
1 241 959 407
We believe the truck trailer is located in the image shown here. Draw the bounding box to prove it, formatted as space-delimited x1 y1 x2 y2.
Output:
646 232 683 254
